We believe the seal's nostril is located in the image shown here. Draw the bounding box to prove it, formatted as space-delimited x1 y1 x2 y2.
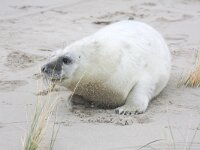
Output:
41 66 46 72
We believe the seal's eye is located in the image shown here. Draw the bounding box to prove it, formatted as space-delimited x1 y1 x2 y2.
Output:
63 56 72 64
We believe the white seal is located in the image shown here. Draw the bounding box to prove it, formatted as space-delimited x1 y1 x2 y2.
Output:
41 20 171 115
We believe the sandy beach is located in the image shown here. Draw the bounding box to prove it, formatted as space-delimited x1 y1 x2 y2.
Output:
0 0 200 149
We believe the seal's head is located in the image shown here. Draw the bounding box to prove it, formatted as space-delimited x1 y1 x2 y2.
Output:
41 49 81 84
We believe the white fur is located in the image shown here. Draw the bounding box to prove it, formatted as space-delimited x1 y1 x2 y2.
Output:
57 20 171 114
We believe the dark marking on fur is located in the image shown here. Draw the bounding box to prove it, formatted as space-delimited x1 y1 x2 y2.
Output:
68 78 125 109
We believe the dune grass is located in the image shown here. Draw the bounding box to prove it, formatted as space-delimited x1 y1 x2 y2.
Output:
22 97 57 150
183 64 200 87
22 75 58 150
22 66 85 150
181 51 200 87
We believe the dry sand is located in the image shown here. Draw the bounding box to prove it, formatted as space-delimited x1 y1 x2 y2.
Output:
0 0 200 149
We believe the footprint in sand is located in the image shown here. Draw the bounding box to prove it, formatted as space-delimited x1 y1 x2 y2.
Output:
93 11 145 26
142 2 157 7
156 14 193 22
165 34 188 47
5 50 45 70
10 5 44 10
0 80 28 92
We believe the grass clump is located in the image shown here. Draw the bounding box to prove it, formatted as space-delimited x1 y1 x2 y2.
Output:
22 80 58 150
22 99 56 150
181 51 200 87
183 64 200 87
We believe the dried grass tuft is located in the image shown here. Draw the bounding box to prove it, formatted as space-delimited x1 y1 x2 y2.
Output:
183 65 200 87
22 78 57 150
22 99 56 150
181 51 200 87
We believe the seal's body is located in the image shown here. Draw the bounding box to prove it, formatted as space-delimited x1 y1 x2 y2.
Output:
41 21 171 114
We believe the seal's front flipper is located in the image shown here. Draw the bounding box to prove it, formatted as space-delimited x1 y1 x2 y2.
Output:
115 74 155 115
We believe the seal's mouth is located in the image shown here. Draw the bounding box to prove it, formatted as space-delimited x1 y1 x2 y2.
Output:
42 72 64 85
41 66 63 84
